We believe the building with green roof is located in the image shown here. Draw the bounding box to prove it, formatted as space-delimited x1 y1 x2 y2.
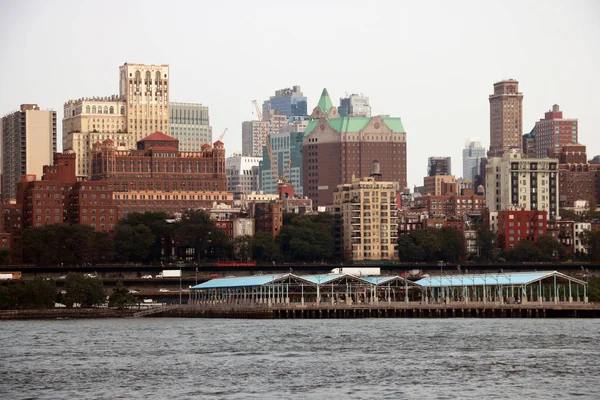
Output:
303 88 407 206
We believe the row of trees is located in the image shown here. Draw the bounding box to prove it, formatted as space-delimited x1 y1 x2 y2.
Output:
399 224 600 263
0 272 106 309
15 210 336 265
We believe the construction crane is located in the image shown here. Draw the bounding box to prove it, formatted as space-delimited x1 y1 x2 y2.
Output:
280 159 292 184
252 100 279 182
217 128 228 142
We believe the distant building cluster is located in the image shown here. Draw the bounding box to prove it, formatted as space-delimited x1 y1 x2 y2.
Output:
1 66 599 263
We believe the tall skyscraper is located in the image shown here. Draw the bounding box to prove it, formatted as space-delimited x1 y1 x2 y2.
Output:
262 86 308 122
303 88 407 206
63 96 129 179
259 121 307 197
339 94 371 117
2 104 56 199
533 104 578 158
119 63 170 142
169 102 212 152
488 79 523 157
462 139 486 181
428 157 452 176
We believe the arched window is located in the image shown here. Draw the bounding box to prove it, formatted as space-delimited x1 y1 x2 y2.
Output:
145 71 151 82
92 106 96 114
86 105 90 114
135 70 141 82
104 106 108 114
120 106 125 115
109 106 114 114
155 71 161 82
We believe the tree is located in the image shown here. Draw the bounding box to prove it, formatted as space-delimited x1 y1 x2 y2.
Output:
22 226 57 265
582 230 600 263
120 212 174 262
108 281 137 309
22 277 57 309
505 240 541 262
398 234 424 262
277 213 334 262
177 209 217 262
535 236 568 262
64 272 105 308
251 232 279 262
114 224 156 262
94 231 116 263
476 226 498 261
438 227 466 263
233 235 253 261
588 276 600 302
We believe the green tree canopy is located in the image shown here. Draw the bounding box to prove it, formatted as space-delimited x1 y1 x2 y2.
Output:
108 281 137 309
114 224 156 262
277 213 334 262
64 272 105 308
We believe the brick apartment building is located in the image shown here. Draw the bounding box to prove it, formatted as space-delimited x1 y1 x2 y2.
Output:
91 132 231 218
303 89 407 206
411 194 485 218
557 144 600 207
497 209 547 251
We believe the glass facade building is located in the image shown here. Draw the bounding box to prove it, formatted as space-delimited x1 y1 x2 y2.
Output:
169 102 212 152
259 131 304 197
262 86 308 122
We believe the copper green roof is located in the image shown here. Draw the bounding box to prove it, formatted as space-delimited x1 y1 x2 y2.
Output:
304 116 405 136
317 88 333 114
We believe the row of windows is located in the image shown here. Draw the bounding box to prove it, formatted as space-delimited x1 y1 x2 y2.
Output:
86 105 125 115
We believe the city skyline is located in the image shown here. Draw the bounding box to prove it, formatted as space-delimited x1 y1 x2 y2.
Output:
1 0 599 188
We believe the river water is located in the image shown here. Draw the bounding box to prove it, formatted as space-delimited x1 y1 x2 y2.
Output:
1 319 598 399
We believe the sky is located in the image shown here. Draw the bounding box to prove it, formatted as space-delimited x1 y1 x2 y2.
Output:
1 0 599 188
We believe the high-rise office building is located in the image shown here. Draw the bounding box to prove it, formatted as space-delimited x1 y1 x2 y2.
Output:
303 88 407 206
2 104 56 199
533 104 578 158
262 86 308 122
488 79 523 157
119 63 170 142
241 113 287 157
339 94 371 117
428 156 452 176
259 121 307 197
462 139 486 181
169 102 212 152
62 96 129 179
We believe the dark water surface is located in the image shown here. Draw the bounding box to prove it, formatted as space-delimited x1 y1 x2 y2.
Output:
1 319 598 399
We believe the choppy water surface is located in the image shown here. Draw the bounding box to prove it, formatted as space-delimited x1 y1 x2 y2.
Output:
1 318 598 399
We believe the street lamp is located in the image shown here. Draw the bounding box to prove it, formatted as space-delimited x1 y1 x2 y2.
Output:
178 261 183 305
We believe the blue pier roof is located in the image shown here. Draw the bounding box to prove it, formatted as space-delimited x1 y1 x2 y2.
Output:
414 271 586 288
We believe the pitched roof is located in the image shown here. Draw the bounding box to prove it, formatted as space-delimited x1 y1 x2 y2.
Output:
140 131 178 142
304 116 405 136
317 88 333 114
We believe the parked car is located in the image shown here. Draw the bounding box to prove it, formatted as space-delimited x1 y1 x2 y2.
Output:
141 275 153 279
159 288 170 293
129 290 139 294
58 275 67 280
84 273 98 278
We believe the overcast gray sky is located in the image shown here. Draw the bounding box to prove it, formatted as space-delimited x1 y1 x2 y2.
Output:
1 0 599 188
